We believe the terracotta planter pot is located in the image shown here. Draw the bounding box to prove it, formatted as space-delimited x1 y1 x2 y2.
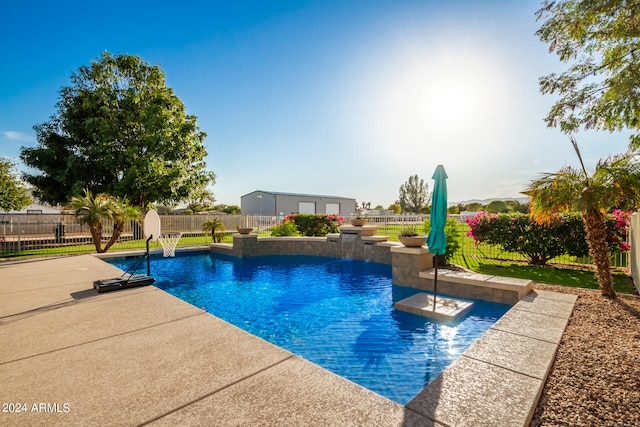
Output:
398 235 426 247
236 227 254 234
350 219 368 226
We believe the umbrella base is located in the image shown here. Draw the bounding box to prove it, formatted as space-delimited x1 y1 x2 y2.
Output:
394 293 474 322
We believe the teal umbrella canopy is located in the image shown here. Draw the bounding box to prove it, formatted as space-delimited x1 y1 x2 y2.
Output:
427 165 448 255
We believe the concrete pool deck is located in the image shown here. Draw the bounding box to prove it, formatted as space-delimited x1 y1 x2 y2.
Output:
0 254 576 426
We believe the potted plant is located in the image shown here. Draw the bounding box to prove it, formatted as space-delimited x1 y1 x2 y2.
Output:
236 220 254 234
398 225 426 247
350 214 368 226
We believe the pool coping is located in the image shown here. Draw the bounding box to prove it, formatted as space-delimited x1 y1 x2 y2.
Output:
0 253 576 426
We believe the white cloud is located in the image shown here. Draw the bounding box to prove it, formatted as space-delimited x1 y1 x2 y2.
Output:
4 131 35 142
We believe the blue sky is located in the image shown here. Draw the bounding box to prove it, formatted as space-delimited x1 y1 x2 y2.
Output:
0 0 632 208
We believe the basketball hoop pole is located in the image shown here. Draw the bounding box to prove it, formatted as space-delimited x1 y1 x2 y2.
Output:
146 235 152 276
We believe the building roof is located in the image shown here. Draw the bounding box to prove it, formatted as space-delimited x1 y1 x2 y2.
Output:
2 203 62 214
241 190 355 200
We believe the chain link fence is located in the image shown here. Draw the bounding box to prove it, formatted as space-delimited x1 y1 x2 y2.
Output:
448 214 629 271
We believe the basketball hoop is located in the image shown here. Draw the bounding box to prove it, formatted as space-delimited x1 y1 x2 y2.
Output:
158 233 181 257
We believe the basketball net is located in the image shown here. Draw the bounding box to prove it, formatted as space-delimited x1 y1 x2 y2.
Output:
158 233 181 257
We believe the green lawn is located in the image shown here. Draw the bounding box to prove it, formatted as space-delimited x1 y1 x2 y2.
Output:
454 258 637 295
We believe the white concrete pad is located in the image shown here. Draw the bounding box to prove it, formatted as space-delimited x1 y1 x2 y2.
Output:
463 328 558 379
394 293 474 322
522 289 579 303
513 295 576 318
407 356 543 427
149 356 434 426
420 269 494 285
491 308 569 344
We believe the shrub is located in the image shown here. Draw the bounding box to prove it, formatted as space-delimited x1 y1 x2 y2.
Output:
295 213 344 236
270 220 299 236
278 213 344 237
608 209 632 253
423 217 462 264
561 209 632 256
466 211 631 265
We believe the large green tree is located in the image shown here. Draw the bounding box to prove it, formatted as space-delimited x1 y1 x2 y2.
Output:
536 0 640 148
524 137 640 298
0 157 31 211
21 52 215 207
464 202 484 212
486 200 509 214
397 175 429 213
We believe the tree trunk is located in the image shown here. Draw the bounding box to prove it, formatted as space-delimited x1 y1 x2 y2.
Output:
103 221 125 252
583 210 616 298
89 222 105 253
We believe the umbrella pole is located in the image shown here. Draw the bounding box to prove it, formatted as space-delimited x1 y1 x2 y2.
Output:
433 254 438 311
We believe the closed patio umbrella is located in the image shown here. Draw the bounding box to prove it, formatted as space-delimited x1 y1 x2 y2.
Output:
426 165 448 310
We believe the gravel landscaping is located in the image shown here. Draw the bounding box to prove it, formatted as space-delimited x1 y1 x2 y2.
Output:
531 284 640 426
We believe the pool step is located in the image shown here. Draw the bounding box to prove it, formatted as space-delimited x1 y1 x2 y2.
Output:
394 293 474 322
419 269 533 301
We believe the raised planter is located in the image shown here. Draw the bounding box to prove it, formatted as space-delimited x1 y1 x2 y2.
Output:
350 219 368 226
236 227 254 234
398 235 427 247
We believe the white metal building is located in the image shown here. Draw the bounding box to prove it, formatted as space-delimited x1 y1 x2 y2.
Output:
240 190 356 217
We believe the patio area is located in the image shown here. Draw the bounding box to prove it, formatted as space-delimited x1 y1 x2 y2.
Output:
0 254 575 426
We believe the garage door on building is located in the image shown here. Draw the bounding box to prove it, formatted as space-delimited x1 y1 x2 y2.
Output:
298 202 316 214
326 203 340 215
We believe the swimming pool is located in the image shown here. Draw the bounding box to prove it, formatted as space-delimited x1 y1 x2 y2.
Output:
108 252 510 404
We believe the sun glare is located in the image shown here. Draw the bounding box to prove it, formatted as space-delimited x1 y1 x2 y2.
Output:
347 40 514 168
389 50 506 136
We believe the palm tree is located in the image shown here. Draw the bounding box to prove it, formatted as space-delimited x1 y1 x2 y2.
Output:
69 189 142 253
202 218 225 243
524 137 640 298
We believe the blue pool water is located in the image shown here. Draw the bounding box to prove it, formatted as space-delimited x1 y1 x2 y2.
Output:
108 252 510 404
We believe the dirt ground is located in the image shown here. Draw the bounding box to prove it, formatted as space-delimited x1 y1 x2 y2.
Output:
531 284 640 426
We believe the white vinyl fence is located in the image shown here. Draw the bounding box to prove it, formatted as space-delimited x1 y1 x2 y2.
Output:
0 213 632 276
630 213 640 294
0 213 274 257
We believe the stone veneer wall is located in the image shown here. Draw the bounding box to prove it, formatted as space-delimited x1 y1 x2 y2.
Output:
409 278 521 305
210 235 337 258
210 226 403 265
208 227 521 305
390 246 434 287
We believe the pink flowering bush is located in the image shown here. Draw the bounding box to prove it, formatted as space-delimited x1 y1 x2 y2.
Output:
466 212 567 265
558 210 632 256
466 210 632 265
608 209 632 252
465 211 498 245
